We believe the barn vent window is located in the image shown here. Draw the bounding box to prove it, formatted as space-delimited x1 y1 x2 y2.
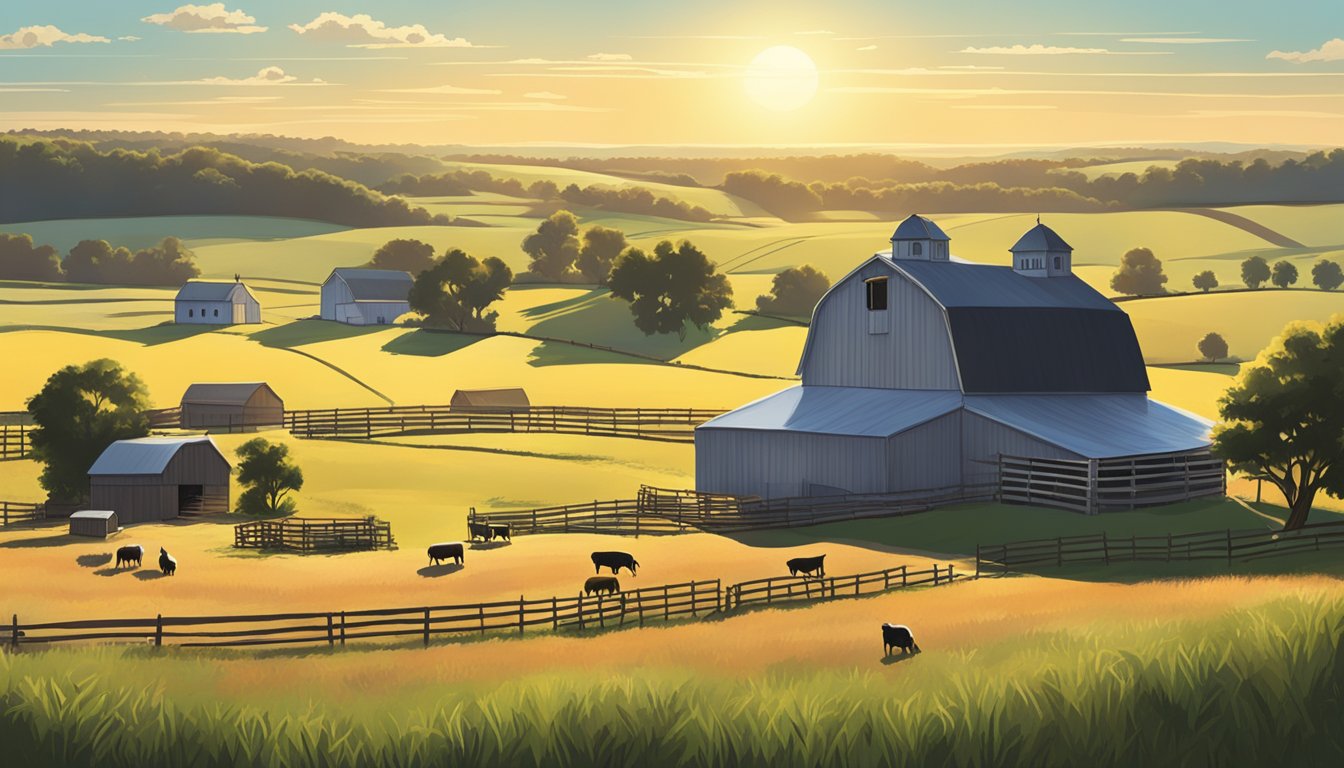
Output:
912 242 923 256
188 309 194 317
213 309 219 317
865 277 888 311
1054 256 1061 270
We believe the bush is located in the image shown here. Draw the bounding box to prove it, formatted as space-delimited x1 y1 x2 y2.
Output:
756 265 830 317
1197 332 1229 362
0 233 62 281
1241 255 1270 289
1110 247 1168 296
1191 270 1218 293
1313 259 1344 291
1271 260 1299 289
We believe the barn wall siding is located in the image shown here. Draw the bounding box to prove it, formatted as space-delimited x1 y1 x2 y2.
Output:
886 412 963 491
960 411 1081 486
696 429 889 499
799 261 960 390
320 278 353 321
90 484 177 525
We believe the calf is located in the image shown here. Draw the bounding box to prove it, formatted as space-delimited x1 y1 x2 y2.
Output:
158 547 177 576
489 524 511 542
468 521 494 542
882 623 920 656
427 542 465 566
591 551 639 576
115 545 143 569
584 576 620 595
786 554 826 578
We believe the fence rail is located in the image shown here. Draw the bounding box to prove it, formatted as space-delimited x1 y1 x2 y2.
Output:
282 405 724 443
0 500 45 527
998 451 1226 514
723 563 961 611
977 519 1344 575
234 517 395 552
0 424 30 461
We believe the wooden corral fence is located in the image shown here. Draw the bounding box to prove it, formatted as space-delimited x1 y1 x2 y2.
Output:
470 483 999 536
234 517 395 552
722 563 961 611
998 450 1226 514
976 519 1344 575
282 405 724 443
0 500 45 527
0 424 30 461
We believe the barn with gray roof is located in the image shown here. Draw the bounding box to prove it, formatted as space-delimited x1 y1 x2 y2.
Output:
89 436 231 523
696 215 1224 514
180 382 284 431
320 268 413 325
174 279 261 325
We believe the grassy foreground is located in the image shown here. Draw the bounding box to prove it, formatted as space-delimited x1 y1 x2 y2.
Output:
3 588 1342 767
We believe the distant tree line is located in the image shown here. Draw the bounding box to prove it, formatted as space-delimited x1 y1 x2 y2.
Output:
0 233 199 285
0 138 453 228
1108 247 1343 297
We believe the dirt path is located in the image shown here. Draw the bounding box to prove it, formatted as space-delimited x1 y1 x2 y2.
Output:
1170 208 1306 248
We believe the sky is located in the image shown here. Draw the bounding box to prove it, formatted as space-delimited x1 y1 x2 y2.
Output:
1 1 1341 150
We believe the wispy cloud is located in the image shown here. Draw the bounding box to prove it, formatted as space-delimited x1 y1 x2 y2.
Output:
288 12 479 48
0 25 110 49
198 66 324 86
142 4 267 35
587 52 632 61
1121 37 1251 44
105 95 285 106
1267 38 1344 63
856 44 877 52
960 44 1169 56
380 84 502 95
524 91 566 100
118 36 142 42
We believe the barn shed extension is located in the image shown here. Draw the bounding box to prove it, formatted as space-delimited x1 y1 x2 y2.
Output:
175 280 261 325
320 268 413 325
180 382 284 431
450 388 530 411
69 509 118 538
88 436 231 524
696 215 1223 514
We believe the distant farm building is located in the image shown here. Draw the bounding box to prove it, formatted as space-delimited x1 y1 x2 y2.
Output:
696 215 1223 513
68 509 118 538
88 436 231 523
180 382 284 431
320 268 413 325
451 388 531 411
174 279 261 325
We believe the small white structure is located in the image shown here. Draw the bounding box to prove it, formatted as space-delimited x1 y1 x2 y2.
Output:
320 268 413 325
69 509 119 538
174 279 261 325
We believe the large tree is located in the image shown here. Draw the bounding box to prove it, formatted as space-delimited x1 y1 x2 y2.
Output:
1197 332 1228 362
1109 247 1167 296
1212 317 1344 530
409 248 513 331
522 210 580 280
1271 260 1299 289
608 240 734 340
756 265 831 317
235 438 304 516
1241 255 1270 289
26 359 150 503
370 238 436 275
576 225 627 284
1191 270 1218 293
0 233 62 281
1311 259 1343 291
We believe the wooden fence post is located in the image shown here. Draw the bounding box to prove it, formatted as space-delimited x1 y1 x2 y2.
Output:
974 544 980 578
933 564 940 585
424 608 431 647
1102 531 1109 566
1227 529 1233 566
478 605 486 636
154 614 163 647
519 595 525 635
9 614 17 651
552 596 558 631
327 613 334 647
340 611 346 646
901 565 907 587
663 586 670 620
577 593 585 630
948 564 955 582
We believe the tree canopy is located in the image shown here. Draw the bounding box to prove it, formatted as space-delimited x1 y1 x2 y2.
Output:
756 265 831 317
1241 256 1270 289
370 239 437 275
408 248 513 332
1212 317 1344 530
1191 270 1218 293
608 240 734 339
0 233 62 282
26 359 150 503
522 211 582 281
1312 259 1343 291
1271 260 1299 289
66 237 200 286
576 225 628 284
1110 247 1168 296
1197 332 1228 362
235 438 304 516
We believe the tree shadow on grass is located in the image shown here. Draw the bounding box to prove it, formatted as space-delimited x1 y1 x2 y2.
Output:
417 563 465 578
380 329 485 357
0 534 75 549
526 340 648 367
518 287 607 319
250 319 385 349
76 553 112 567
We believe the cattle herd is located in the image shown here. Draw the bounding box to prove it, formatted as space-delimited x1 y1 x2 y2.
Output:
113 544 178 576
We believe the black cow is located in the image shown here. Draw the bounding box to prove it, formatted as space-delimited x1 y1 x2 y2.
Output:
427 542 465 566
158 547 177 576
584 576 620 595
489 524 511 542
882 623 920 656
591 551 639 576
468 521 494 542
786 554 826 578
115 545 143 569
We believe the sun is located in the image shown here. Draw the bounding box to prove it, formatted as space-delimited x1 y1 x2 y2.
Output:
744 46 818 112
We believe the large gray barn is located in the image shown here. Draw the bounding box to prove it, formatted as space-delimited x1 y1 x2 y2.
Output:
696 215 1223 513
320 268 413 325
88 436 232 523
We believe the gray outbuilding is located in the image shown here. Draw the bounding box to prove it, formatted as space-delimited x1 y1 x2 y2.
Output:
696 215 1224 513
320 268 413 325
175 279 261 325
88 436 232 524
69 509 119 538
180 382 284 431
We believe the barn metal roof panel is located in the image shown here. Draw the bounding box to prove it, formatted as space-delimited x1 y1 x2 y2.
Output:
88 436 225 476
964 394 1213 459
698 386 962 438
891 214 950 241
331 269 414 301
175 281 240 302
181 382 267 406
1010 222 1073 252
70 509 116 520
891 260 1116 310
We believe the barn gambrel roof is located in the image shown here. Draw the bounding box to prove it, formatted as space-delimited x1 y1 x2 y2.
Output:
88 436 229 476
327 269 414 302
181 382 276 407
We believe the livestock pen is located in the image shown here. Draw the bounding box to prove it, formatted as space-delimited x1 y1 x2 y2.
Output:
234 517 395 552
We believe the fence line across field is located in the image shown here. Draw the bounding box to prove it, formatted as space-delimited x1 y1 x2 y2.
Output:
0 500 45 527
281 405 725 442
8 563 962 651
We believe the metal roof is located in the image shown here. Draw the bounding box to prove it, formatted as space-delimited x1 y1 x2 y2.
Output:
891 260 1116 310
1010 222 1073 252
88 436 227 476
451 388 530 407
181 382 270 406
891 214 951 241
175 281 243 302
965 394 1212 459
70 509 116 520
697 386 962 438
330 269 414 302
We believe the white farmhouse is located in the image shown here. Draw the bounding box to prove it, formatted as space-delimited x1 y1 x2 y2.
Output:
174 280 261 325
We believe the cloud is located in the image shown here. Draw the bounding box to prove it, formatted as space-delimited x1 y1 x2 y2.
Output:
199 66 302 85
0 25 110 49
119 36 142 42
587 52 632 61
1267 38 1344 63
856 44 877 52
960 44 1165 55
380 84 502 95
524 91 566 100
1121 37 1251 44
288 12 476 48
142 4 267 34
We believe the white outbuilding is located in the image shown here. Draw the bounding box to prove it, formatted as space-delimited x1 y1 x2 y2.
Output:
174 279 261 325
320 268 413 325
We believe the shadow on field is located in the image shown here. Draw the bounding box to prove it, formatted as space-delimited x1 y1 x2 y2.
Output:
381 330 484 357
250 319 384 349
880 652 920 667
469 540 509 551
527 340 643 367
76 553 112 567
519 287 607 319
94 566 137 577
0 534 73 549
101 323 218 346
417 563 465 578
134 570 168 581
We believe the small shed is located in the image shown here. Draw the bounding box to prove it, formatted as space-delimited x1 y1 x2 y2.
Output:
69 509 118 538
89 436 232 524
175 280 262 325
180 382 284 431
450 388 530 411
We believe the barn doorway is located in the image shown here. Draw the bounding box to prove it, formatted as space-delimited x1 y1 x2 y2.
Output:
178 484 203 514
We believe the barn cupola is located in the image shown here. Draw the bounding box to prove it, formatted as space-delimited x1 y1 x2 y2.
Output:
889 214 951 262
1010 218 1073 278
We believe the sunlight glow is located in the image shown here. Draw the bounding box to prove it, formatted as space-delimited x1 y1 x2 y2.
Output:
744 46 818 112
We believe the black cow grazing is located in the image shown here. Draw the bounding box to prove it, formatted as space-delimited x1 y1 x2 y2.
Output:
591 551 639 576
786 554 826 578
468 521 494 542
882 623 920 656
427 542 465 566
489 524 511 542
584 576 620 595
158 547 177 576
115 545 143 569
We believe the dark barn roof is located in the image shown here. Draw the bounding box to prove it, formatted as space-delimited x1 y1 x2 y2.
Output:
893 261 1112 310
1010 222 1073 252
181 382 275 406
330 269 413 302
88 436 229 476
891 214 950 241
176 281 243 302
